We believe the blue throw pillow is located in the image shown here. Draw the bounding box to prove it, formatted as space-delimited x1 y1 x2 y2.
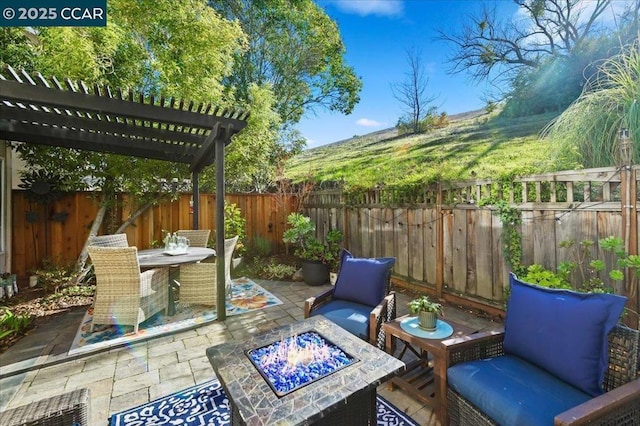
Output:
503 273 627 396
332 252 395 307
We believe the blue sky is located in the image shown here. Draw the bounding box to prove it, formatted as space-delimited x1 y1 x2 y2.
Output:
296 0 519 148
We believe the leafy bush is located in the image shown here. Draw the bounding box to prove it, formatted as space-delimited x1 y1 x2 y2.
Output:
262 261 297 280
282 213 343 270
0 307 33 340
521 237 640 294
224 202 247 256
248 234 273 258
31 258 79 293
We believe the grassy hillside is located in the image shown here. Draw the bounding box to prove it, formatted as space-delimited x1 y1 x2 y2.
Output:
286 111 561 189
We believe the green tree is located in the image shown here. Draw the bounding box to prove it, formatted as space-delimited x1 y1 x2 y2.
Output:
209 0 362 125
6 0 267 278
439 0 638 117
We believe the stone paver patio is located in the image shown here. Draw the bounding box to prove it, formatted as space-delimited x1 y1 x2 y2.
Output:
0 279 500 425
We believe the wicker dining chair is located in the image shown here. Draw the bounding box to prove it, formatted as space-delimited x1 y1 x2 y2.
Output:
177 236 238 305
87 246 169 333
178 262 217 306
176 229 211 248
88 233 128 247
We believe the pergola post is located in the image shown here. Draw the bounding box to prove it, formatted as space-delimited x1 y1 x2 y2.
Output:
192 172 199 229
216 136 226 320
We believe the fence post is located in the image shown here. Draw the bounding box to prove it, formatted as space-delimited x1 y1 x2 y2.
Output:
619 129 638 328
436 182 444 297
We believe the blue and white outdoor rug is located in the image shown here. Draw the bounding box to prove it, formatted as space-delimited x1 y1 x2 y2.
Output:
70 277 282 355
109 378 420 426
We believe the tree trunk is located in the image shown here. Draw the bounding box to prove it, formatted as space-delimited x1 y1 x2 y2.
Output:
73 198 156 284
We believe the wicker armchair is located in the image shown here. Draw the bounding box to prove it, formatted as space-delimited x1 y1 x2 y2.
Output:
304 251 396 349
176 229 211 248
444 324 640 425
0 388 90 426
87 246 169 333
178 262 217 306
88 233 128 247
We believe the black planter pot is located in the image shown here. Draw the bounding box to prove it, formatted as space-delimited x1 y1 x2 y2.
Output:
301 260 329 286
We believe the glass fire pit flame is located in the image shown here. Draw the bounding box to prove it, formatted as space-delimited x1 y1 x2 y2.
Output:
246 331 357 397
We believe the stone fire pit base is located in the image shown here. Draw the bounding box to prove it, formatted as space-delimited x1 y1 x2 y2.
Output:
206 316 405 426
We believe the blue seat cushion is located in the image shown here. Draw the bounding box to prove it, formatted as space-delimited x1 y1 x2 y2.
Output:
310 299 372 340
333 252 395 307
448 354 591 426
504 274 627 396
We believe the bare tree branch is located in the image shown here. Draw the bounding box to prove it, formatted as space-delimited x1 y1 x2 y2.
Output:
438 0 612 84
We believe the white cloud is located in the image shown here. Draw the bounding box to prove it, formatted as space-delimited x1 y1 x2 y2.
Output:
356 118 383 127
327 0 404 17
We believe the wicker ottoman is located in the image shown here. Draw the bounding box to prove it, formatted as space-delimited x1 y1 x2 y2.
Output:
0 388 90 426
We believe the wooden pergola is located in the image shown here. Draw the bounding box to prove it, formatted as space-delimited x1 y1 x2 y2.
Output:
0 66 249 319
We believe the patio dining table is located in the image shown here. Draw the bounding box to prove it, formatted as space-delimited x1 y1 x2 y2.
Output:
137 247 216 314
137 247 216 269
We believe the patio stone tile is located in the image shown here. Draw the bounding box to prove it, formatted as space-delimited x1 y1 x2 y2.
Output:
115 343 148 361
159 361 192 382
84 377 113 398
92 394 111 425
256 320 280 332
177 346 206 363
115 357 148 380
409 406 439 425
150 334 178 346
188 356 213 372
148 340 185 358
274 316 298 326
109 388 149 414
228 327 259 340
66 364 116 389
193 370 216 385
180 334 211 349
172 329 199 340
82 351 120 371
147 352 178 371
112 370 159 397
204 331 233 345
195 322 226 335
32 360 85 381
150 375 195 400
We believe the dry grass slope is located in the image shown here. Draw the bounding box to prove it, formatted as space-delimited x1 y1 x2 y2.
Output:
286 110 559 188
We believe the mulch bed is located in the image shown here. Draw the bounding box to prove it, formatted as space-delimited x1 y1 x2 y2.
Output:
0 285 93 353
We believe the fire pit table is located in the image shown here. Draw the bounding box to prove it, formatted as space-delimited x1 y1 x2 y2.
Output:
206 315 405 425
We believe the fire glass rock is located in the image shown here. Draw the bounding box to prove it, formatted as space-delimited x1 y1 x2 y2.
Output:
247 331 356 396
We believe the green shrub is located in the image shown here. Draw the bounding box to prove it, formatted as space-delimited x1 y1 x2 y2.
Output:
0 307 33 340
224 202 247 256
32 258 79 293
248 234 273 258
262 262 297 280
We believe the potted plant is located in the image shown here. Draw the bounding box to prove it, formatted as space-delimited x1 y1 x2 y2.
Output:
409 295 443 331
282 213 343 286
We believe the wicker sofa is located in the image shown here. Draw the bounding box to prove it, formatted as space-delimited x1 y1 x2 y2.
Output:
0 388 90 425
444 274 640 425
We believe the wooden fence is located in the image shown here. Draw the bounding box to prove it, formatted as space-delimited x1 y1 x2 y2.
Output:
304 166 639 327
11 166 640 327
11 191 297 279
